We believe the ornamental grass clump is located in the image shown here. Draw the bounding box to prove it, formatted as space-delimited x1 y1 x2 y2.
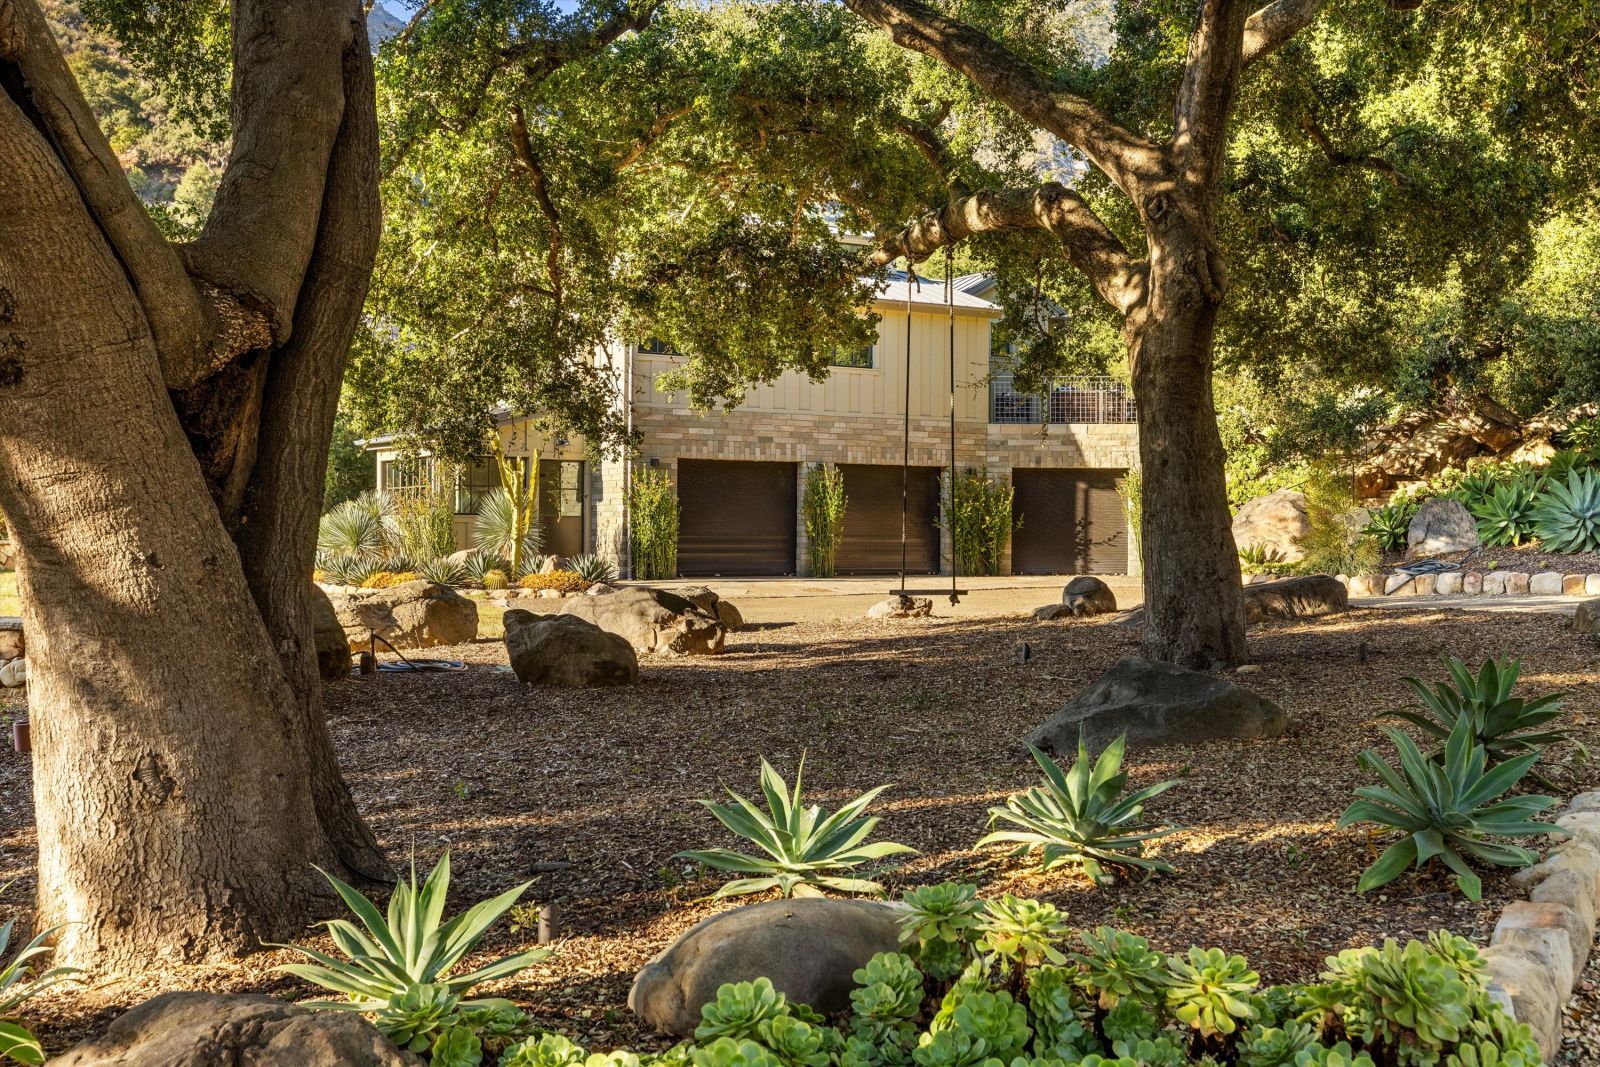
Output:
941 468 1015 576
677 757 915 898
631 468 680 580
978 731 1179 885
802 464 848 578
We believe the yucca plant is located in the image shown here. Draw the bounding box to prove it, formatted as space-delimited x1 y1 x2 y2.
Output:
566 552 618 584
977 733 1179 886
318 551 386 587
1468 478 1539 547
318 491 393 558
677 757 916 898
1531 468 1600 552
276 852 548 1011
1390 655 1570 765
1338 716 1562 900
458 548 509 586
474 488 544 575
0 915 80 1066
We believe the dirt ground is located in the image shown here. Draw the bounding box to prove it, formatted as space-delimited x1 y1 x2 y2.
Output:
6 602 1600 1057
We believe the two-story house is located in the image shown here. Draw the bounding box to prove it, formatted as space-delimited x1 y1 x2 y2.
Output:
368 271 1139 577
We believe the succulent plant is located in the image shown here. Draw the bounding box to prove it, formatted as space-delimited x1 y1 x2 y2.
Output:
1164 947 1259 1039
1391 655 1570 764
975 894 1070 967
1362 500 1418 552
897 883 983 979
753 1014 834 1067
978 733 1178 885
1072 927 1169 1011
566 551 619 584
697 978 793 1043
416 556 467 586
1025 965 1096 1059
1239 1021 1320 1067
1531 468 1600 551
373 983 461 1052
947 989 1030 1062
691 1038 786 1067
1469 478 1539 546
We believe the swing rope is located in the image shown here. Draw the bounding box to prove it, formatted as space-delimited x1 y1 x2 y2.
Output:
891 247 965 605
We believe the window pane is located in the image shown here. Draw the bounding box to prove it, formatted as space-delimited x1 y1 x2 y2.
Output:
830 345 873 369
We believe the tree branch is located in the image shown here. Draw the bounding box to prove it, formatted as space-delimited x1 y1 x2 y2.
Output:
188 0 359 344
509 104 564 307
1299 111 1402 186
894 112 967 196
1174 0 1252 185
1241 0 1329 66
840 0 1162 197
870 184 1147 316
614 105 693 172
509 1 662 80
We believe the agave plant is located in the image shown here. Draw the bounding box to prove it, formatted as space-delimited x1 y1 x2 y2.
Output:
676 757 916 898
416 556 467 586
0 914 80 1065
458 548 509 586
317 551 386 587
318 492 393 558
566 552 619 585
1362 499 1417 553
1543 447 1597 484
1338 716 1562 900
276 851 547 1011
1390 655 1570 764
1468 478 1539 547
1531 469 1600 552
1237 542 1294 576
977 733 1178 885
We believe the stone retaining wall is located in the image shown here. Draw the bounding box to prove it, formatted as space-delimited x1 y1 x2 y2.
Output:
1341 570 1600 599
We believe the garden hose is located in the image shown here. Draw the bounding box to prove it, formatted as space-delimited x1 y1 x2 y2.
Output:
357 632 467 674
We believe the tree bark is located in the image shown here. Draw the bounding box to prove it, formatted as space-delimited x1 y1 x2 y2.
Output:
0 0 387 969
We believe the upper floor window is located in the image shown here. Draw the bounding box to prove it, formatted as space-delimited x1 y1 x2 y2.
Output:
831 345 875 369
638 337 678 355
380 456 435 496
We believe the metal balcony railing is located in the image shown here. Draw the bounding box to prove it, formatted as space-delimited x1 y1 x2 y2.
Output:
990 374 1137 425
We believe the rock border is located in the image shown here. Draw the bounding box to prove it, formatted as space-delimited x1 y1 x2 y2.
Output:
1341 570 1600 599
1480 790 1600 1061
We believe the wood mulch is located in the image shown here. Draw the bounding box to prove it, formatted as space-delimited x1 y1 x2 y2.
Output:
3 606 1598 1055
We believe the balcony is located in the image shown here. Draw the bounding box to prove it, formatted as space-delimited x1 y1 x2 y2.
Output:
990 374 1136 425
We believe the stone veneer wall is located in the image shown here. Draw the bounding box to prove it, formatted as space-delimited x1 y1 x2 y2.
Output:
605 406 1140 577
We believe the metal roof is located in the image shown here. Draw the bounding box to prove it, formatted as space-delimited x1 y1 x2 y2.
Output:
872 270 1000 314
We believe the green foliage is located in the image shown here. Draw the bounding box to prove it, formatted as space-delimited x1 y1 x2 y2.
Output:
1294 468 1381 577
1338 717 1562 900
942 469 1016 577
676 757 915 898
392 484 458 562
1561 416 1600 453
460 549 510 587
418 557 468 587
1531 469 1600 552
318 552 386 588
850 953 924 1047
276 852 547 1012
1363 499 1419 553
946 989 1030 1061
1115 469 1142 571
1164 947 1259 1040
975 895 1069 968
0 910 80 1066
1469 479 1539 547
1239 1021 1320 1067
802 465 848 579
474 489 544 576
897 883 983 980
631 469 680 581
691 1038 785 1067
318 492 393 559
1237 542 1295 577
374 983 462 1053
325 408 377 512
697 978 794 1043
978 734 1178 886
482 569 511 592
566 553 618 585
1390 656 1570 763
1071 927 1167 1012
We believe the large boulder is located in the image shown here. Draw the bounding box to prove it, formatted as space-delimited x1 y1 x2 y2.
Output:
1242 575 1349 624
1061 576 1117 617
866 595 933 620
503 610 638 687
678 585 744 630
630 898 903 1038
0 618 22 661
327 580 478 650
1025 656 1289 753
561 586 724 655
54 992 409 1066
1406 498 1479 558
1230 490 1309 564
1576 598 1600 635
309 585 350 681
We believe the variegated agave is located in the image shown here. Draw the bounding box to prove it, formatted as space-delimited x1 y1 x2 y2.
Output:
977 732 1178 885
678 757 916 898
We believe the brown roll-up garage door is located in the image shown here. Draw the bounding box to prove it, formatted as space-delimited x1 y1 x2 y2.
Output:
1010 468 1129 575
677 460 796 576
835 465 940 575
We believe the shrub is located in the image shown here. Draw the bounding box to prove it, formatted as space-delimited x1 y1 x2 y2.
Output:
1338 716 1562 900
942 468 1016 576
1391 655 1571 764
631 467 679 581
566 552 618 584
802 465 848 578
1116 468 1142 571
1531 468 1600 552
519 570 590 594
1293 467 1380 576
362 570 421 589
393 486 457 561
978 732 1178 886
676 757 915 898
277 852 547 1054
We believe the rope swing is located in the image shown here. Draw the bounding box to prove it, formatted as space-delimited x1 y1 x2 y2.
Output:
891 244 966 606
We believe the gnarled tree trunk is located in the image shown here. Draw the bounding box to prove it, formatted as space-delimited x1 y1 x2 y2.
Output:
0 0 386 970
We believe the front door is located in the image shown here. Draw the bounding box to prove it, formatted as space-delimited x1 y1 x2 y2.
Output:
539 460 585 560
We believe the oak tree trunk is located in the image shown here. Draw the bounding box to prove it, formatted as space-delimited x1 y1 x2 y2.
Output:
0 0 387 970
1130 213 1248 669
